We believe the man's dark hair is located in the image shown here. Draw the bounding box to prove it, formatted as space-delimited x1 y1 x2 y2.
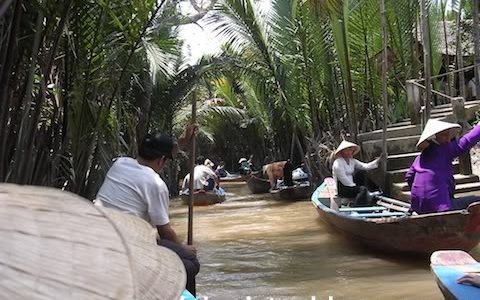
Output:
138 133 174 160
196 156 205 165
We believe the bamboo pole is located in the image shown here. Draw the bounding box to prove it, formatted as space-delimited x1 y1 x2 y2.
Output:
473 0 480 98
455 0 466 99
187 91 197 246
420 0 432 119
380 0 388 191
441 0 450 98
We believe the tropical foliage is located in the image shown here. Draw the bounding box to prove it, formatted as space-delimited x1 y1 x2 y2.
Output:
0 0 204 198
0 0 478 194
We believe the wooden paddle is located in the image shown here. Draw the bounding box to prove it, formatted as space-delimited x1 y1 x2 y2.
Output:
187 91 197 245
380 0 389 190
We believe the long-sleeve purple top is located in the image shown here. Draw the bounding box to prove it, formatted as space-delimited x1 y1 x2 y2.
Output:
405 124 480 214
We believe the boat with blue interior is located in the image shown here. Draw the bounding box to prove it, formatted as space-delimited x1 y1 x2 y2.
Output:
311 177 480 254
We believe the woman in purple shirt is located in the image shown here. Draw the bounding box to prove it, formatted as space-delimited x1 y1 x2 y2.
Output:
405 119 480 214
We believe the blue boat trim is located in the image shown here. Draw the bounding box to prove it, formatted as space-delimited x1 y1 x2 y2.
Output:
432 265 480 299
181 289 197 300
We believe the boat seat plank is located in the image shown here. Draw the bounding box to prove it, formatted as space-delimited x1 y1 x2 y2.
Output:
376 195 411 208
339 206 387 212
376 201 410 213
348 211 407 218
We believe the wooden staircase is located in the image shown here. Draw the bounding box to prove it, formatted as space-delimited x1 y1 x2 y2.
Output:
358 100 480 202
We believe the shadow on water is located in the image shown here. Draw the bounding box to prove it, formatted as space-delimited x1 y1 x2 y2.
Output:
170 182 451 299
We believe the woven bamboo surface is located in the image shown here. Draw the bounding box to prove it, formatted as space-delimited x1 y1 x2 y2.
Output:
0 184 186 299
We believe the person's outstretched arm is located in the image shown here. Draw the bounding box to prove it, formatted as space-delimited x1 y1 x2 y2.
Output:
448 123 480 158
177 123 198 151
353 158 380 171
457 273 480 287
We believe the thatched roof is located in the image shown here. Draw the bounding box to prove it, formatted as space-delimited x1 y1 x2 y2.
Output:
418 20 475 56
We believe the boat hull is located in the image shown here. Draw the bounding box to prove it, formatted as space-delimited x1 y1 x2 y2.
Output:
271 184 311 201
431 250 480 300
246 175 270 194
181 192 225 206
311 184 480 254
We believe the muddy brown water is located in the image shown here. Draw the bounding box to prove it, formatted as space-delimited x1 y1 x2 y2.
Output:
170 182 479 299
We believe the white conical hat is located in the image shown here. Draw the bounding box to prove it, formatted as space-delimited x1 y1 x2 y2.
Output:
416 119 461 150
334 140 360 156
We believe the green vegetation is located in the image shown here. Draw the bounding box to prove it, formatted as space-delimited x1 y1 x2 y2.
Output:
0 0 477 196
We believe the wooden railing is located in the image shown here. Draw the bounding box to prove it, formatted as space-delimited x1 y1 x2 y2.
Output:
406 65 480 175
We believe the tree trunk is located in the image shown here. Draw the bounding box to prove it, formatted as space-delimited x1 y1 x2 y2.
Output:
0 0 22 179
420 0 432 119
473 0 480 98
456 0 466 99
441 0 450 98
9 10 44 183
0 0 14 20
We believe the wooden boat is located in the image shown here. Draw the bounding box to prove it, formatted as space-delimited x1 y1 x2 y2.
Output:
246 174 271 194
311 177 480 254
270 182 312 201
219 173 248 182
431 250 480 300
181 190 226 206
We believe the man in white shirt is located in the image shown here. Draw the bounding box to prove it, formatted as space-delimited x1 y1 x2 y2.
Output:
182 161 218 191
96 126 199 295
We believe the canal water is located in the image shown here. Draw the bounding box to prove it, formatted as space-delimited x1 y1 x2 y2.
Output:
170 182 478 299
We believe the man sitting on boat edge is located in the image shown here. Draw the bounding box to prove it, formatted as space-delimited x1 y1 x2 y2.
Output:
332 140 381 207
94 125 200 296
181 157 221 193
406 119 480 214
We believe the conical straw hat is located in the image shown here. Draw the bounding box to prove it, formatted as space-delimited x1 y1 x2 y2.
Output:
334 140 360 156
416 119 461 150
0 184 186 300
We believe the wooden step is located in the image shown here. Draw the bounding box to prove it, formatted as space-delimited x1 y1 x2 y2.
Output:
430 106 454 114
392 174 480 191
358 124 421 143
388 162 460 183
362 135 421 159
388 120 412 128
387 152 420 171
433 99 480 109
398 181 480 202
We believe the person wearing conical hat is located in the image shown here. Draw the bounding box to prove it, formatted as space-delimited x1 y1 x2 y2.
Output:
405 119 480 214
332 140 381 206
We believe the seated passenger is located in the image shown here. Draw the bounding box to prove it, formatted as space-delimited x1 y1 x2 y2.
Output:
283 159 294 187
332 140 380 206
182 160 219 192
406 119 480 214
215 161 228 178
247 155 255 171
263 161 287 189
238 158 251 175
292 164 309 182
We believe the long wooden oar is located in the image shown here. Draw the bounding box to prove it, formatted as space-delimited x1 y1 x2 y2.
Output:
187 91 197 245
380 0 389 190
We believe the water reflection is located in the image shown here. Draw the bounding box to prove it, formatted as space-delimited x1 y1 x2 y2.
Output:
170 183 461 299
